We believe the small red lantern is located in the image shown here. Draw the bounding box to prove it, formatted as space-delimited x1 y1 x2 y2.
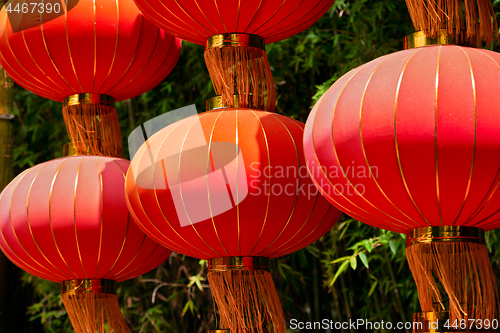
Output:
0 155 171 332
126 108 341 333
0 0 181 157
304 44 500 322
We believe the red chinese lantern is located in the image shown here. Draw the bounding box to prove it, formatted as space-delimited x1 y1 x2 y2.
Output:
133 0 335 111
0 155 171 332
304 43 500 323
126 108 341 333
0 0 182 157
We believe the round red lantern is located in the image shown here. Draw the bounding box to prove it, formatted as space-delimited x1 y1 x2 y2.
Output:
304 44 500 322
0 155 171 332
133 0 335 45
133 0 334 112
126 108 341 332
0 0 182 157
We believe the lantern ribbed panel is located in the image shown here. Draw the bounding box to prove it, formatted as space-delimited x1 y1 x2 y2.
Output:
126 108 341 260
304 45 500 233
133 0 335 44
0 156 171 283
0 0 181 102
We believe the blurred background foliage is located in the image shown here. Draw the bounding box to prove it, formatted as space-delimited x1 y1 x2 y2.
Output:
3 0 500 332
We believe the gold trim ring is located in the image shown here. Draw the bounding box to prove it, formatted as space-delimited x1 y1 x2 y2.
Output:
404 30 459 49
206 95 265 111
406 226 485 247
207 330 231 333
61 279 117 296
206 33 265 50
63 93 115 107
208 257 270 273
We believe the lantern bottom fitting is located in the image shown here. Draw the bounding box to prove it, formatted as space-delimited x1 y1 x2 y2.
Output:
206 95 266 111
205 33 265 50
406 226 485 247
207 330 231 333
207 257 270 273
404 30 462 49
61 279 117 296
63 93 115 108
412 311 496 332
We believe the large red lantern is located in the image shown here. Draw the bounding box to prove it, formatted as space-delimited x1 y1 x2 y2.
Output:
304 44 500 323
133 0 335 112
0 155 171 332
126 108 341 333
0 0 182 157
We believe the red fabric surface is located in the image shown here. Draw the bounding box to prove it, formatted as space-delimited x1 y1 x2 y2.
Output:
0 156 171 283
126 108 341 259
133 0 335 45
304 45 500 233
0 0 182 102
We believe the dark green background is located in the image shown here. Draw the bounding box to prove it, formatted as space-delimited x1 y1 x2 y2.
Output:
2 1 500 332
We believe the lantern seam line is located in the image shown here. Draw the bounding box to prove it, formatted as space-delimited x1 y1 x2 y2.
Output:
461 48 500 229
105 14 144 97
150 120 210 258
332 53 413 229
64 2 84 92
73 156 88 278
110 24 162 98
39 2 77 96
251 0 289 37
9 166 65 279
1 171 55 280
310 67 392 230
265 118 321 256
244 0 265 35
206 111 229 255
213 0 228 33
124 33 176 100
103 159 130 279
358 53 420 228
165 0 213 37
257 113 301 255
261 1 332 43
96 0 119 93
0 50 53 99
94 157 104 278
4 21 60 97
192 0 219 34
21 21 67 94
393 47 432 227
26 161 71 280
255 0 302 37
176 113 220 256
452 47 478 226
248 110 272 256
112 233 148 279
236 0 241 31
114 241 160 282
49 158 78 279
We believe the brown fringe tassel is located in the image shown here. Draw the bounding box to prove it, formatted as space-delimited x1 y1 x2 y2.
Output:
406 241 499 323
204 46 276 111
62 103 123 157
405 0 499 46
208 270 286 333
61 292 131 333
